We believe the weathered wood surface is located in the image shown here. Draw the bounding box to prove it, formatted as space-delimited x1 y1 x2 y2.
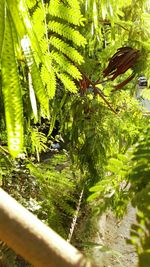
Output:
0 188 95 267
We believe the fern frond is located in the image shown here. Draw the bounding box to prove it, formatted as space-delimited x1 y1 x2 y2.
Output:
49 0 85 26
31 128 48 161
31 129 48 153
48 21 86 47
1 11 23 157
31 5 49 56
49 36 84 65
65 0 81 11
0 0 5 59
26 0 37 10
25 2 56 99
51 51 82 80
57 73 78 93
40 56 56 99
27 154 76 220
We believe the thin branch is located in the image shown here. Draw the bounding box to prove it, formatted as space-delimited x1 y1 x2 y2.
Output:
67 187 84 243
0 145 9 155
86 19 129 31
94 86 117 114
82 74 117 114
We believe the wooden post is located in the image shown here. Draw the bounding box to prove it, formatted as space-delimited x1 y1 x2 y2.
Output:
0 188 95 267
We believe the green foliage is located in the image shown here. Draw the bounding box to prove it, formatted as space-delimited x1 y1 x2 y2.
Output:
128 128 150 267
48 0 86 91
60 88 145 194
0 0 5 58
1 1 150 266
0 149 80 240
21 38 49 116
27 153 77 237
60 92 112 189
30 128 48 162
80 0 150 85
0 0 86 156
48 21 86 47
1 10 23 157
87 152 133 217
49 0 85 26
131 211 150 267
88 123 150 265
51 51 81 80
0 149 13 183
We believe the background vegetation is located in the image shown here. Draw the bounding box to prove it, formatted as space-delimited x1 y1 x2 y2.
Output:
0 0 150 266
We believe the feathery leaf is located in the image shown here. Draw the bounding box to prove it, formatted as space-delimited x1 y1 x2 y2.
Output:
0 0 5 60
1 11 23 157
48 21 86 47
49 0 85 26
51 51 82 80
49 36 84 65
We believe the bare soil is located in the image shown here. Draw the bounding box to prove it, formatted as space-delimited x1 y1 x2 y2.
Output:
92 205 138 267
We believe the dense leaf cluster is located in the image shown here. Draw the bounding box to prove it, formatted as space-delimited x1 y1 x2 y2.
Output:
0 1 150 266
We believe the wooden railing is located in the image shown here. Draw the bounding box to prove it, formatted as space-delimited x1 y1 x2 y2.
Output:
0 188 96 267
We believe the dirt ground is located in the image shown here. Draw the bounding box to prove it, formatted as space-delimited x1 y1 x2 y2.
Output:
92 205 138 267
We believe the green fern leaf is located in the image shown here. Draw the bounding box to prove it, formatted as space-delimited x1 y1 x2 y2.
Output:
48 21 86 47
41 65 56 99
57 73 78 93
40 55 56 99
26 0 37 9
1 11 23 157
31 6 47 50
51 51 82 80
49 36 84 65
65 0 80 10
31 129 48 153
0 0 5 60
31 128 48 161
49 0 85 26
